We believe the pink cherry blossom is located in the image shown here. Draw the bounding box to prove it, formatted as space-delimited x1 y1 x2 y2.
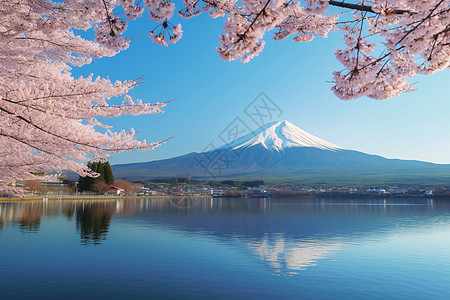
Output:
1 0 449 193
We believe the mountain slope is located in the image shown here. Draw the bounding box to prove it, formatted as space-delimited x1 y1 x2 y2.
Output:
112 120 450 185
221 120 344 151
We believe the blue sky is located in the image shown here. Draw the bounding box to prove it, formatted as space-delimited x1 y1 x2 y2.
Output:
74 11 450 165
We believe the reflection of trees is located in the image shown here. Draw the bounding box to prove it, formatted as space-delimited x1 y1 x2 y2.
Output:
18 218 41 233
18 202 42 233
62 202 76 220
0 200 116 242
76 202 114 245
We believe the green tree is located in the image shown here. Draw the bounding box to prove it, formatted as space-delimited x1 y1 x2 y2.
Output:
93 162 104 184
67 181 77 192
170 177 178 186
78 161 115 193
78 162 92 192
104 162 114 185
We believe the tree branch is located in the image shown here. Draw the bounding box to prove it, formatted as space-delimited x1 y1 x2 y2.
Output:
328 0 409 14
236 0 271 44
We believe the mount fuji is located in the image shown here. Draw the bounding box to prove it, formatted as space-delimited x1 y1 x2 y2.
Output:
219 120 344 152
112 120 450 185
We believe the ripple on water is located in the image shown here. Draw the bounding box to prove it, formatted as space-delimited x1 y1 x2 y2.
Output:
0 198 450 299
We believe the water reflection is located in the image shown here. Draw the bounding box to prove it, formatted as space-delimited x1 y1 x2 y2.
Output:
1 197 450 299
18 202 42 233
76 202 114 245
242 233 341 275
0 200 116 245
1 197 449 275
0 202 42 233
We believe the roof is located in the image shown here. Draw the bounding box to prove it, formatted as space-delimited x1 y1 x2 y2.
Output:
110 186 124 190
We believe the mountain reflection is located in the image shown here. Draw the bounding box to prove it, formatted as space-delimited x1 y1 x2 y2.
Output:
1 196 449 270
244 234 341 275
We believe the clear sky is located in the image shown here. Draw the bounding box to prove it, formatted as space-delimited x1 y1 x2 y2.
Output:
73 11 450 165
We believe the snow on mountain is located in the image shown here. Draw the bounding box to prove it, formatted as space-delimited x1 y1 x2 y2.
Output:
112 119 450 184
222 120 345 152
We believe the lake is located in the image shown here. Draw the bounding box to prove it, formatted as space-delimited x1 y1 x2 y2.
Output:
1 197 450 299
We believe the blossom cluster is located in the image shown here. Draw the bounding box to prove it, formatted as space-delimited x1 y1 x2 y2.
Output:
331 0 449 99
0 0 169 193
91 0 448 100
1 0 449 192
149 22 183 46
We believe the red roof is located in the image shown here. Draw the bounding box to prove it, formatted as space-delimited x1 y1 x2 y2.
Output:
110 186 124 190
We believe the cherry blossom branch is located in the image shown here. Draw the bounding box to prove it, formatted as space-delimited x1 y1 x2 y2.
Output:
395 0 445 46
353 10 367 75
237 0 271 44
328 0 409 14
0 105 95 148
0 132 57 157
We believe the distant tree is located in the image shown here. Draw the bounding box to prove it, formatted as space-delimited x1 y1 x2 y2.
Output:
242 180 265 187
24 180 45 194
67 181 78 193
221 180 235 186
93 161 105 185
114 180 140 196
93 181 111 194
77 174 88 193
78 162 94 192
78 161 115 192
170 177 179 186
208 181 219 186
104 162 115 185
174 177 190 184
150 178 171 183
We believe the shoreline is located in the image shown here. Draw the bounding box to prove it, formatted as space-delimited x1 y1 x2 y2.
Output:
0 195 213 203
2 193 450 203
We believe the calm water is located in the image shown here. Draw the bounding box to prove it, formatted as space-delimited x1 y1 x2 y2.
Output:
1 197 450 299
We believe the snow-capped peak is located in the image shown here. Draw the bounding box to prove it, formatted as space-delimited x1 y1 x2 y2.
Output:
222 120 344 151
